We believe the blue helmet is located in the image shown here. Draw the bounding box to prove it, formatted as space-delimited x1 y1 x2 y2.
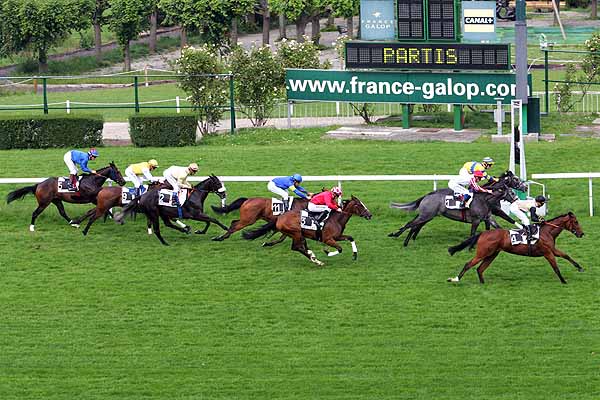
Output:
88 148 99 157
292 173 302 182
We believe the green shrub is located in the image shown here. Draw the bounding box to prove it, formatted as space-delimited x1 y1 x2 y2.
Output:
0 115 103 149
129 114 197 147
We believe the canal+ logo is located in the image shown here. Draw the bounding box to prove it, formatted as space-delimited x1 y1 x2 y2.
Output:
464 16 494 25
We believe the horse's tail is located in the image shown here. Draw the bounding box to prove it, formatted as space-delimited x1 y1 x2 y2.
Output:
114 197 141 224
242 220 277 240
211 197 248 214
448 233 481 256
390 194 428 211
6 185 37 204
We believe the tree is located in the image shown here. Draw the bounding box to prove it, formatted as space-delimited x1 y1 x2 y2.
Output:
592 0 597 19
158 0 196 48
271 0 327 43
106 0 151 71
148 0 159 54
330 0 358 38
93 0 110 61
0 0 94 72
257 0 270 45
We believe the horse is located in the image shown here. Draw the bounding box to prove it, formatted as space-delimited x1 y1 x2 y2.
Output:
242 196 372 266
388 171 527 246
70 181 165 236
6 162 126 232
114 174 228 246
447 212 585 284
211 196 310 242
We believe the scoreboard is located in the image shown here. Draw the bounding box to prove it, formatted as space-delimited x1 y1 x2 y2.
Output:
345 42 510 70
397 0 457 41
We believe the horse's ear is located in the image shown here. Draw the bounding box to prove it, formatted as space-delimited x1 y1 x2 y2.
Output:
568 211 574 217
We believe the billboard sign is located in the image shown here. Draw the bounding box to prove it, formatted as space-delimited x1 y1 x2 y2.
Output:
360 0 396 40
462 1 496 42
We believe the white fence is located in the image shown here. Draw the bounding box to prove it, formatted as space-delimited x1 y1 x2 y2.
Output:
531 173 599 217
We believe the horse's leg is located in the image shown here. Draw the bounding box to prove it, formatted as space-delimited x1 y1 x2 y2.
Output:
160 214 190 234
470 219 481 237
213 214 261 241
552 248 584 272
148 211 168 246
476 251 500 284
410 225 424 241
82 208 104 236
103 209 113 222
323 237 343 257
187 211 229 232
52 199 72 224
388 215 419 238
291 236 323 266
194 221 210 235
71 208 95 225
448 252 487 283
543 251 567 284
262 233 287 247
333 234 358 260
30 201 51 232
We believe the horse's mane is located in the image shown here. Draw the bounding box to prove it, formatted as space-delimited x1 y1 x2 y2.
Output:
546 213 572 223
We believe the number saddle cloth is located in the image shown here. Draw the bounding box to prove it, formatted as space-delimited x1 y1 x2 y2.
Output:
158 189 190 207
509 225 540 246
445 193 468 210
58 176 81 192
121 185 149 204
271 197 294 216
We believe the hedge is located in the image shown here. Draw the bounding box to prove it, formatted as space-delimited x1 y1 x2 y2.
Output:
129 115 198 147
0 115 103 149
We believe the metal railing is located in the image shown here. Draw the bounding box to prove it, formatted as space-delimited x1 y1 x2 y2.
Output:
531 172 599 217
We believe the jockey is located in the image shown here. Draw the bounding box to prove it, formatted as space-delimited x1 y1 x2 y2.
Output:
449 170 492 207
63 148 98 191
460 157 495 181
509 195 546 240
163 163 199 193
125 159 159 195
267 174 311 210
308 186 342 223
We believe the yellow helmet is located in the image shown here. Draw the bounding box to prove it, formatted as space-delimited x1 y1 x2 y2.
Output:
148 159 159 167
188 163 199 172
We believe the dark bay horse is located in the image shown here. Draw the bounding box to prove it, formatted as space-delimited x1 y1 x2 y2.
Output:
447 212 584 284
242 196 372 266
388 171 527 246
114 175 228 246
211 196 310 242
6 162 126 231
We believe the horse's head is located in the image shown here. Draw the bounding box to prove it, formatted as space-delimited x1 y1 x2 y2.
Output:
342 195 372 220
564 211 584 238
195 174 227 206
108 161 127 186
500 170 528 192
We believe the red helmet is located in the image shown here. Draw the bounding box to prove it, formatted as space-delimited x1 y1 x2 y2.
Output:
473 170 485 178
331 186 343 196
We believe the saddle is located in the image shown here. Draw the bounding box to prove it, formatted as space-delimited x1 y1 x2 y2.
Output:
158 189 189 207
300 210 320 231
121 185 148 204
509 225 540 246
58 176 80 193
445 194 467 210
272 197 294 215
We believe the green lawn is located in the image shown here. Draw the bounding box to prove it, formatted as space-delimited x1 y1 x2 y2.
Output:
0 128 599 399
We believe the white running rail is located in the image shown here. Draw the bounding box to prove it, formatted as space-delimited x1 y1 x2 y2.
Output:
531 173 599 217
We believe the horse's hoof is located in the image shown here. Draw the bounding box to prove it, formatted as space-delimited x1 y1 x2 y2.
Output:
447 276 460 283
388 232 397 238
29 225 35 232
577 268 585 273
212 236 224 241
147 228 153 235
352 253 358 261
195 230 205 235
70 223 80 228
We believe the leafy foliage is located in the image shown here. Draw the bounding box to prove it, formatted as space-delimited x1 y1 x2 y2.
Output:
129 114 198 146
173 45 229 134
329 0 359 18
106 0 150 49
0 0 94 72
230 45 284 126
276 37 326 69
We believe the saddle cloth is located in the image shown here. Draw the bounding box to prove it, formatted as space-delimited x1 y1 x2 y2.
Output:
300 210 319 231
57 176 80 193
445 195 465 210
158 189 189 207
509 225 540 246
272 197 294 216
121 185 148 204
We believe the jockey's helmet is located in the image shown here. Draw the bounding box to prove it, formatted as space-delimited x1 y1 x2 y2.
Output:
482 157 495 167
292 173 302 182
535 195 546 204
88 148 99 158
473 170 485 178
331 186 343 196
148 159 159 168
188 163 199 172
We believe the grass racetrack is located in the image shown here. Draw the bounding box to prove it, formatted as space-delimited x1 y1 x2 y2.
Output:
1 128 599 399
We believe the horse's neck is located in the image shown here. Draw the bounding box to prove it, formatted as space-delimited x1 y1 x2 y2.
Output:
84 173 107 186
192 184 210 202
542 219 567 238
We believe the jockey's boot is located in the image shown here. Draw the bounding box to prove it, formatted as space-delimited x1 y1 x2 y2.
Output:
134 187 141 198
283 198 290 211
69 174 78 191
526 225 533 242
464 194 473 208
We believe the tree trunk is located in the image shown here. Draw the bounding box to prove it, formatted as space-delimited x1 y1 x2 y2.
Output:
124 41 131 72
231 16 239 47
149 9 158 54
553 0 560 26
326 13 335 30
296 15 308 42
278 13 286 40
93 20 102 62
311 15 321 45
346 16 354 38
592 0 597 19
262 0 270 45
38 49 48 73
180 26 188 48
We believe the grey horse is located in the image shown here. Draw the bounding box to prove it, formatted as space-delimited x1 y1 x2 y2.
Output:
388 171 528 246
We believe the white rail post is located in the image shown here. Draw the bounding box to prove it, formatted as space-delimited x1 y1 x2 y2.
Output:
66 100 70 114
433 175 437 191
338 178 342 206
336 101 340 116
176 96 180 114
589 177 594 217
144 65 149 87
287 101 292 129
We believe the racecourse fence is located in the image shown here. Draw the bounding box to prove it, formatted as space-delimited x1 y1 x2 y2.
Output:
531 173 600 217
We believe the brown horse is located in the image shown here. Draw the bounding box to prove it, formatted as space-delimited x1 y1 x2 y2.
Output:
6 162 126 232
211 196 310 242
242 196 372 266
447 212 585 284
